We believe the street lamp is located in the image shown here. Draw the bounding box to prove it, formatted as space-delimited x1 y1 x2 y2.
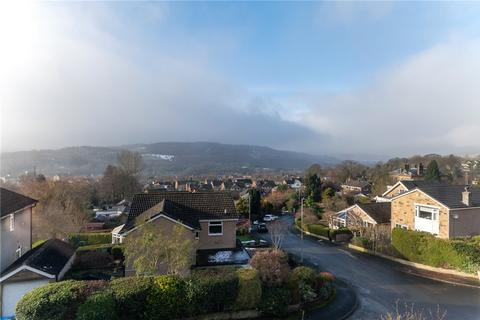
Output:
300 196 304 263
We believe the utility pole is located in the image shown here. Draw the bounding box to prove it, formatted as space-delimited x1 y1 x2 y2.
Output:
300 196 304 263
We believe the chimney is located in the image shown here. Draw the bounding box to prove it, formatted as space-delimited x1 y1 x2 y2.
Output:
418 163 424 176
462 186 471 206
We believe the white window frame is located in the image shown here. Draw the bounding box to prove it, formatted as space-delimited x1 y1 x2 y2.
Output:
16 245 22 258
208 221 223 236
9 214 15 231
415 205 439 221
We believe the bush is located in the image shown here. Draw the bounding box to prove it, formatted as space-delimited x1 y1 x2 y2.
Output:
392 228 480 273
68 233 112 248
234 268 262 311
306 224 330 239
352 236 372 249
74 244 114 269
145 276 186 319
110 277 154 319
111 245 124 260
259 287 290 317
250 249 290 287
76 289 117 320
16 280 87 320
187 268 239 314
316 272 335 300
292 266 316 287
286 273 301 304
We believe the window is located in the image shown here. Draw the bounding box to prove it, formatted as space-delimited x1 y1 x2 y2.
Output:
195 231 199 240
208 221 223 235
415 206 438 220
9 214 15 231
16 246 22 259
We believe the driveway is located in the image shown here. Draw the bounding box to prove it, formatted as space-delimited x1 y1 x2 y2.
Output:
257 216 480 319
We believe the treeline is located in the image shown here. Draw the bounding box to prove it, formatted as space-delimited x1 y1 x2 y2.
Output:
1 151 144 240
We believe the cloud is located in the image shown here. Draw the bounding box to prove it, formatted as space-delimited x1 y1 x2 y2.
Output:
0 3 321 153
292 39 480 155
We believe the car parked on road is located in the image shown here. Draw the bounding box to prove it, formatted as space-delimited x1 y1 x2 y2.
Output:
263 214 278 221
257 223 268 233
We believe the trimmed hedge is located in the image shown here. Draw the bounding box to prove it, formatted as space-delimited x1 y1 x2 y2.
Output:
109 277 154 319
392 228 480 273
188 268 239 314
68 233 112 248
74 244 115 269
234 269 262 311
307 224 330 238
16 280 87 320
146 276 186 319
76 289 117 320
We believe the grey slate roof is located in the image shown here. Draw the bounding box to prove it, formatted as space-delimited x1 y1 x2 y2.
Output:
415 185 480 209
122 192 238 232
400 180 447 190
357 202 391 224
1 239 75 279
0 187 38 218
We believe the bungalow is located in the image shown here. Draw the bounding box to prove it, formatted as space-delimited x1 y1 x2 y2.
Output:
390 185 480 238
111 192 239 275
331 202 391 229
341 179 372 195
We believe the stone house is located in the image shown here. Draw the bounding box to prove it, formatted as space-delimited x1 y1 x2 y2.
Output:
390 185 480 238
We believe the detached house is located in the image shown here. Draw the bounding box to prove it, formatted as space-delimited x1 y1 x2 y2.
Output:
391 185 480 238
331 202 391 229
111 192 240 275
377 180 446 202
0 188 75 318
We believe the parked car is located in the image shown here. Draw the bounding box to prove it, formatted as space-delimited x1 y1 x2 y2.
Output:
263 214 278 221
257 223 268 233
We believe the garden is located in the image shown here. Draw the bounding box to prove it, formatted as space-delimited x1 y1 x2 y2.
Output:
15 249 336 320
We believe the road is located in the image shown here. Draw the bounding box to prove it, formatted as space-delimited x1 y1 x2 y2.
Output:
257 216 480 320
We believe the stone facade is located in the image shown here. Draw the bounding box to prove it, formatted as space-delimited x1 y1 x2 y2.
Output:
391 190 449 238
383 183 409 199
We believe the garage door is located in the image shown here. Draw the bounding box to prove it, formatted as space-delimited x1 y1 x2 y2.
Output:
2 279 49 317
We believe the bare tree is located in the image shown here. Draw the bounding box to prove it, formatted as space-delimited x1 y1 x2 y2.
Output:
269 220 288 249
118 150 144 177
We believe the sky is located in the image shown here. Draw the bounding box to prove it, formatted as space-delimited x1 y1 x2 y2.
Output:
1 1 480 159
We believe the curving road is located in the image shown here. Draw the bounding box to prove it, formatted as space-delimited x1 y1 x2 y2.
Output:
258 216 480 320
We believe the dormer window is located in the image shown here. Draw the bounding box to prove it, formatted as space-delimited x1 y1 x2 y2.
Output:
9 214 15 231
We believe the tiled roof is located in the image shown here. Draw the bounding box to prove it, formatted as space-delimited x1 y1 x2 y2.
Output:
416 185 480 209
400 180 447 190
357 202 391 224
0 187 38 218
1 239 75 279
122 192 238 232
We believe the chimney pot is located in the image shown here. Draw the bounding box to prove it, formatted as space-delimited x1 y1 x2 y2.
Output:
462 186 471 206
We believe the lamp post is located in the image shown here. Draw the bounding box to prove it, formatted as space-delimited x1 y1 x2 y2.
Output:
300 196 304 263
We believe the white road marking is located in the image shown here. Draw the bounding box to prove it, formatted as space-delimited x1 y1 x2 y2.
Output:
339 249 358 260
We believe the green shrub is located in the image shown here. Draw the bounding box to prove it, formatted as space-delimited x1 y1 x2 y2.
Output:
67 233 112 248
145 275 186 319
111 245 124 260
187 268 239 314
315 272 335 300
307 224 330 238
74 244 114 269
76 289 117 320
259 287 290 317
292 266 316 287
286 273 301 304
352 236 371 249
234 268 262 311
16 280 87 320
392 228 480 273
110 276 154 319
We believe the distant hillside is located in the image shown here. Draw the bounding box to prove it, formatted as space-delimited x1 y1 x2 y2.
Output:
0 142 338 177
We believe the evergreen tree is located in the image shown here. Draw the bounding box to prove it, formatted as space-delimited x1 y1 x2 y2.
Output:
425 160 441 182
305 173 322 202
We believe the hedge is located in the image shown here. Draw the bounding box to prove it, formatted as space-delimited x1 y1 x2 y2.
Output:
259 287 291 317
76 289 117 320
109 277 154 319
67 233 112 248
146 276 187 319
307 224 330 238
392 228 480 273
73 244 115 269
187 268 239 314
234 268 262 311
16 280 87 320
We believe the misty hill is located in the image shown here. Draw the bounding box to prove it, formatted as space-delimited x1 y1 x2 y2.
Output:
0 142 338 177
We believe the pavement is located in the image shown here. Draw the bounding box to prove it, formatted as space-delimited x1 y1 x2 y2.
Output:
256 215 480 320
